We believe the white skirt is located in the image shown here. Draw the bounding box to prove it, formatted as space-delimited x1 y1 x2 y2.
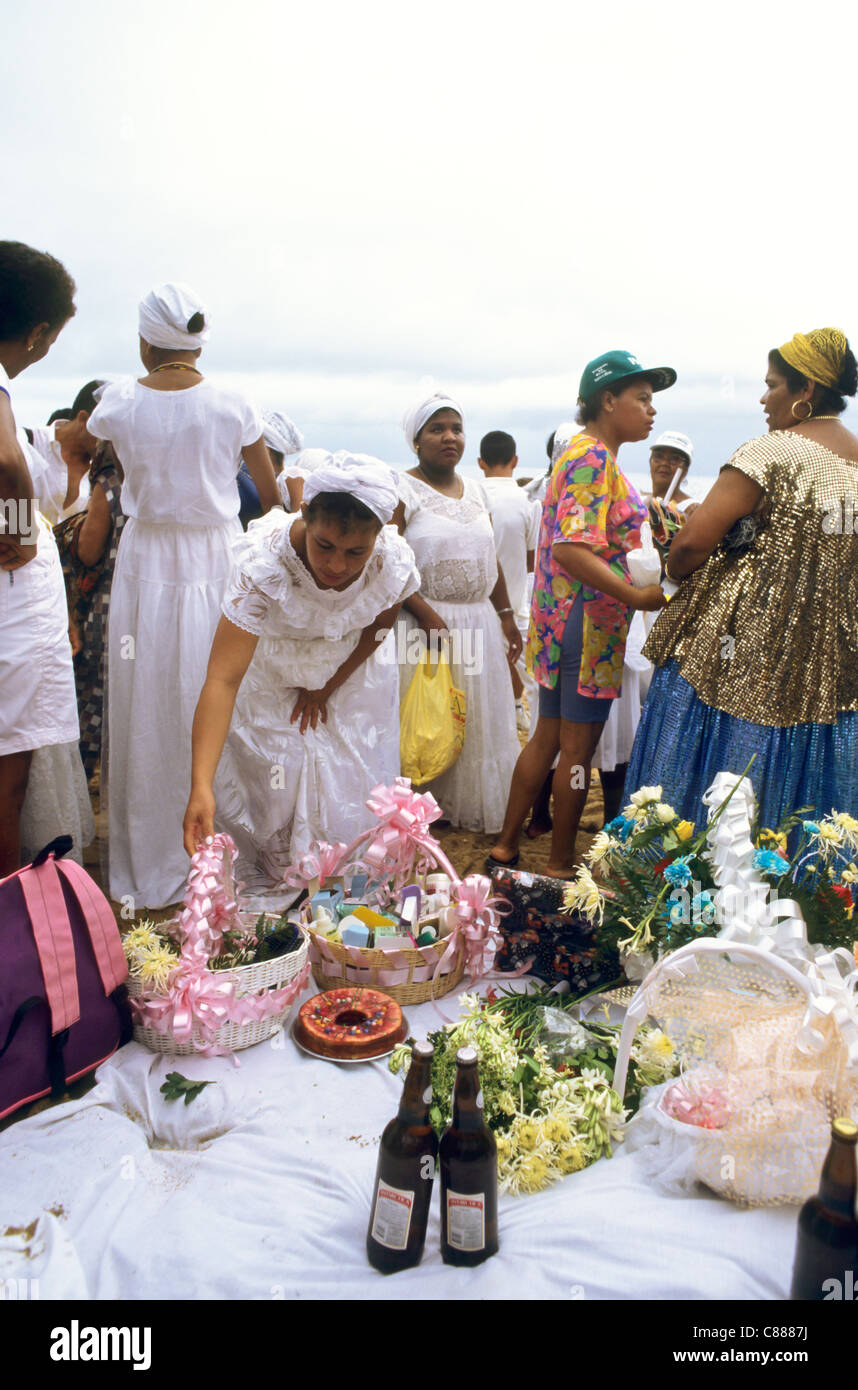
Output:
106 517 241 909
214 629 402 909
398 598 519 834
20 741 95 865
0 515 79 756
592 612 653 772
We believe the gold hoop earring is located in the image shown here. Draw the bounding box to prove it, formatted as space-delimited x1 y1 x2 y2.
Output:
791 400 813 421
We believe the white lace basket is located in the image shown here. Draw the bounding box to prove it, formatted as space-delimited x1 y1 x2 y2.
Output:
128 917 309 1056
613 939 858 1206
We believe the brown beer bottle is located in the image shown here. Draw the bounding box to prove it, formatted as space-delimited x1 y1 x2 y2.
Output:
790 1117 858 1300
440 1046 499 1265
366 1041 438 1273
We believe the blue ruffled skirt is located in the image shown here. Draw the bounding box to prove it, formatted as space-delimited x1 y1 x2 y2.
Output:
624 661 858 832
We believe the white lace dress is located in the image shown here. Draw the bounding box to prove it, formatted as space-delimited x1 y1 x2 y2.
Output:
216 511 420 907
397 473 519 833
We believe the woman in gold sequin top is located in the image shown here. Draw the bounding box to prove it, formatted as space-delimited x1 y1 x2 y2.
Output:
625 327 858 832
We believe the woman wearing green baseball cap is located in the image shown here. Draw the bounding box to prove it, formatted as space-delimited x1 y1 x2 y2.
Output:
489 350 672 877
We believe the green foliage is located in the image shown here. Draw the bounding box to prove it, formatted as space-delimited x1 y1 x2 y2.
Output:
160 1072 215 1106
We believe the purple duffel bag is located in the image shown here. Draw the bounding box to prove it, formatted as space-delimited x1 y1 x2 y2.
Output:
0 837 131 1122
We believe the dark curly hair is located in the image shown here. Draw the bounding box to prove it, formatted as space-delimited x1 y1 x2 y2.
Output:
768 344 858 416
0 241 76 339
304 491 381 532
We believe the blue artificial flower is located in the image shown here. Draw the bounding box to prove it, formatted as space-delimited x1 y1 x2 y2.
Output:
753 848 790 876
802 820 821 835
616 817 635 843
691 891 716 926
663 857 693 888
605 816 625 834
669 904 686 926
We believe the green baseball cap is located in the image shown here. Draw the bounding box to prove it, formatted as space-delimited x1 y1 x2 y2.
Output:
578 350 677 401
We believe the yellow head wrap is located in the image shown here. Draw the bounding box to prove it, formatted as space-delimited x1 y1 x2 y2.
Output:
778 327 848 390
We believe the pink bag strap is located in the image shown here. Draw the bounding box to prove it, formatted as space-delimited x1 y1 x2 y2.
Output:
54 859 128 996
17 860 81 1035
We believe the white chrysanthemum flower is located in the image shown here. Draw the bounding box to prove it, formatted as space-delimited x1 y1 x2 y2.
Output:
808 820 846 857
586 830 619 865
122 922 162 962
134 945 180 994
654 803 676 824
562 867 605 924
833 814 858 851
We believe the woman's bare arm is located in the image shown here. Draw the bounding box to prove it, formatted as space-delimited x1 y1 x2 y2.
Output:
666 467 764 579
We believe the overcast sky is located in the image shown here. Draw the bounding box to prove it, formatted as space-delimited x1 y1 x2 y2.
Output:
7 0 857 492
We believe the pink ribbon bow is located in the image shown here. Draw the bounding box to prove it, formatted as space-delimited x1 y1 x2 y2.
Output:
131 963 238 1050
282 841 348 890
131 832 309 1055
431 873 505 1002
360 779 444 882
177 833 241 966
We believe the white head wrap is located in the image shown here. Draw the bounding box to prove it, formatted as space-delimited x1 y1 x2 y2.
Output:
401 391 463 454
280 446 330 481
262 411 303 456
138 282 210 351
302 450 399 524
551 420 577 463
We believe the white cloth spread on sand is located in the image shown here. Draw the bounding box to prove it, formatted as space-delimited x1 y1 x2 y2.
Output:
397 473 519 833
87 377 263 908
0 981 797 1301
0 364 79 758
216 511 419 906
402 391 463 452
137 281 210 351
302 451 399 525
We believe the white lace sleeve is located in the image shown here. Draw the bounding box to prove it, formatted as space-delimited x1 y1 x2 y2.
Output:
221 513 292 635
396 471 420 524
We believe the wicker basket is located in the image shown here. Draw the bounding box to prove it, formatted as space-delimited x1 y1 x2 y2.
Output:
128 916 310 1055
308 926 464 1005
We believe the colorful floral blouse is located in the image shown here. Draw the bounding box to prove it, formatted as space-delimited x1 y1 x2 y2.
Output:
526 433 647 699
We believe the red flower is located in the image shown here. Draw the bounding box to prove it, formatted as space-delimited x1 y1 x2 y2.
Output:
830 882 854 912
654 856 671 875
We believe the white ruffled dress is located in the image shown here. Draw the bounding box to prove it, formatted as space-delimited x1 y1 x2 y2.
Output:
397 473 520 833
216 511 420 906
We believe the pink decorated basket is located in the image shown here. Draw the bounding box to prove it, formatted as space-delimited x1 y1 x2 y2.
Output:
126 838 311 1056
283 778 504 1006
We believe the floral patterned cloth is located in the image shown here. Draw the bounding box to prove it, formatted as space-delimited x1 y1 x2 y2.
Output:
526 433 646 699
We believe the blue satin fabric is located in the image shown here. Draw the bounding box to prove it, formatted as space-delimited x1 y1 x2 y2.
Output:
624 661 858 833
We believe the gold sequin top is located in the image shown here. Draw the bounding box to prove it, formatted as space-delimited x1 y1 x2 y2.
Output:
644 430 858 725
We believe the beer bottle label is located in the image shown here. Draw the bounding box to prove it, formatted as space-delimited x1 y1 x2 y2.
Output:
446 1191 485 1251
371 1181 414 1251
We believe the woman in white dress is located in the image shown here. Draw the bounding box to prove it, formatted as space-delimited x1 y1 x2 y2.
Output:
87 282 279 909
396 392 522 834
0 241 79 877
183 454 420 906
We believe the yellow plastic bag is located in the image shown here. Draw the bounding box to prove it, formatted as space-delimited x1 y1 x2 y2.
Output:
400 652 466 786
